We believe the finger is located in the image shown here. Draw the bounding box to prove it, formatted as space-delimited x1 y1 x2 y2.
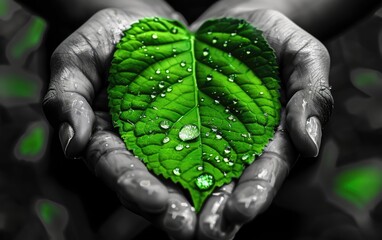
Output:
197 183 240 240
85 128 169 213
243 9 333 157
224 112 297 224
156 186 197 240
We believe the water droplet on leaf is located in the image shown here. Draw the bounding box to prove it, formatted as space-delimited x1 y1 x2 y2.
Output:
203 48 209 56
175 144 184 151
152 34 158 39
159 120 170 129
195 173 214 190
179 124 200 141
173 167 181 175
163 137 170 144
206 74 213 81
171 27 178 34
241 154 250 161
224 147 231 154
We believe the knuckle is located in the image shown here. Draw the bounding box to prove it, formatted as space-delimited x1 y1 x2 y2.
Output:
309 39 330 65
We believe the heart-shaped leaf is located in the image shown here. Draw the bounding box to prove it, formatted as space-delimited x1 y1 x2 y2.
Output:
108 17 281 211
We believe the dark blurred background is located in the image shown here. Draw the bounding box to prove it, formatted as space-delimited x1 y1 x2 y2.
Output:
1 0 382 239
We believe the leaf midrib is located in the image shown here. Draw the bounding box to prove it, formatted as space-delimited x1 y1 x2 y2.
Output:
190 34 203 162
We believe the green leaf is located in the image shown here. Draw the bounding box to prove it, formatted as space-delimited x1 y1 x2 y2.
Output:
108 17 281 211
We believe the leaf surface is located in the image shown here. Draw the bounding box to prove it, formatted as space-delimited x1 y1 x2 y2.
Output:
108 17 281 211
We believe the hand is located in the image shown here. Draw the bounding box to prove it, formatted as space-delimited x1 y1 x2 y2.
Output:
190 8 334 240
42 3 197 240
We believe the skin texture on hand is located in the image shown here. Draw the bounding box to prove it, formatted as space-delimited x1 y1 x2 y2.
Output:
191 8 334 240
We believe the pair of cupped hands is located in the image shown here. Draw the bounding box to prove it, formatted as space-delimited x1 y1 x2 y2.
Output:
42 0 333 239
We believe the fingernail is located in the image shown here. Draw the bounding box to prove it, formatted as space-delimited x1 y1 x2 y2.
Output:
59 122 74 157
163 199 192 232
232 183 269 221
306 116 322 157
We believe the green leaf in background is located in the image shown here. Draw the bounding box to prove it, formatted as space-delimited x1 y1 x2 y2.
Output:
334 166 382 209
108 17 281 211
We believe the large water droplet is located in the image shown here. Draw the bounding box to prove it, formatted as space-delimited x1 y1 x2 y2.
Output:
160 120 170 129
206 74 213 81
196 173 214 190
167 86 173 92
187 67 192 72
216 134 222 140
212 37 218 44
179 124 199 141
231 32 237 36
173 167 181 175
152 33 158 39
180 61 186 67
155 69 161 74
197 166 203 171
158 81 165 88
